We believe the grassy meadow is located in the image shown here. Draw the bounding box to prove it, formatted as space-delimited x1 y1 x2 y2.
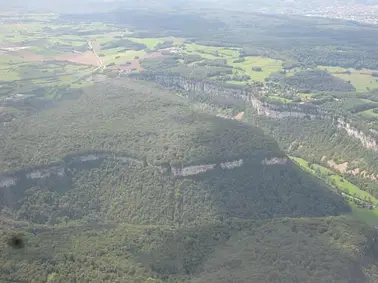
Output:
318 66 378 92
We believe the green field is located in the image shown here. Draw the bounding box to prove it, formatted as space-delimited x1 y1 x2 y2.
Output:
0 19 111 97
0 17 292 91
335 73 378 92
351 205 378 226
318 66 378 92
180 43 283 83
297 92 313 100
99 48 146 65
360 108 378 119
291 156 378 205
1 13 377 105
47 38 87 47
0 67 21 81
183 44 283 83
291 156 378 225
185 43 239 58
229 56 282 82
0 58 95 98
267 96 292 103
93 33 130 44
127 37 166 49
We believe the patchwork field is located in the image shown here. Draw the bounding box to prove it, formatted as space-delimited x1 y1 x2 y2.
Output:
0 15 190 101
2 12 378 115
181 43 284 83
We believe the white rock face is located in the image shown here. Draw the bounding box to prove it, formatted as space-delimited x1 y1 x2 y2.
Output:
172 159 245 177
251 96 378 153
261 157 288 165
0 177 17 188
78 154 102 162
250 96 321 119
142 74 378 154
74 154 144 165
171 157 289 177
172 164 217 177
220 159 243 169
337 119 378 151
26 166 65 179
0 152 290 187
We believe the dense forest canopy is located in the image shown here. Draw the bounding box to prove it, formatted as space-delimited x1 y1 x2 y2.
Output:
2 79 378 282
3 2 378 283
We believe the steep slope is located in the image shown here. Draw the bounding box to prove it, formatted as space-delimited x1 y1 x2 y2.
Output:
0 78 349 225
193 217 378 283
139 73 378 199
1 78 378 282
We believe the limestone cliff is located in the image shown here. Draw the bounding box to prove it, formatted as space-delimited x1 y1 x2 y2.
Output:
135 73 378 153
0 151 287 190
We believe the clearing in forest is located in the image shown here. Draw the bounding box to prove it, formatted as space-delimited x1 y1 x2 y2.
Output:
228 56 282 82
110 51 164 71
318 66 378 92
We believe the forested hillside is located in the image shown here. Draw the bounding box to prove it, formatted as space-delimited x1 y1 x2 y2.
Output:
3 2 378 282
1 79 278 172
2 79 378 282
0 79 348 224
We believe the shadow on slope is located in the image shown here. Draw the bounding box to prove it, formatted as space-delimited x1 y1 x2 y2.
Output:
191 216 378 283
0 79 350 226
2 216 378 282
178 113 350 220
0 79 376 283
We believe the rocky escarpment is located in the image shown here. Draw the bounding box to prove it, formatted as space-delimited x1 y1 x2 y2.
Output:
135 73 252 100
253 101 378 153
337 118 378 151
134 73 329 119
134 73 378 153
0 151 287 191
0 152 145 193
250 96 331 120
254 101 378 153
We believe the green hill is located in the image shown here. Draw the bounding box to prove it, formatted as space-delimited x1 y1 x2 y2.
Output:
1 79 378 282
0 79 349 224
